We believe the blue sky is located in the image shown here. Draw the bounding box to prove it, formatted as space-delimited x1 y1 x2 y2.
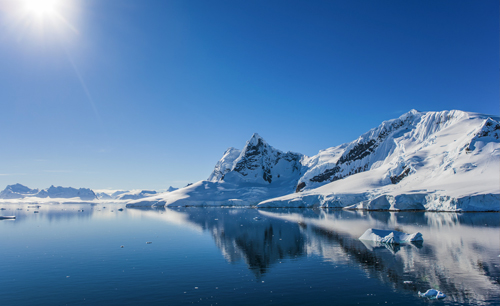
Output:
0 0 498 190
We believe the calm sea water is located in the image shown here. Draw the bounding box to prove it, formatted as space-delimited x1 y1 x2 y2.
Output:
0 204 499 306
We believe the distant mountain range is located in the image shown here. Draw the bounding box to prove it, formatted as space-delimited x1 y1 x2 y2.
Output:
0 184 178 201
127 109 499 211
0 184 97 200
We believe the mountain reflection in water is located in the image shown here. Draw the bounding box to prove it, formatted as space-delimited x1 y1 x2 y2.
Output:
129 207 500 305
5 203 497 305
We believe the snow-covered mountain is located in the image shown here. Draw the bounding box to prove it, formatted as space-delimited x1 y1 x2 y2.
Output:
0 184 97 200
261 110 500 210
95 190 129 200
128 109 499 211
0 185 178 202
0 183 40 199
116 190 157 200
127 134 305 207
166 186 178 192
296 109 470 191
39 185 96 200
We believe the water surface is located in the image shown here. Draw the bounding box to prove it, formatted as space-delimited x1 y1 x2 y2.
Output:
0 204 499 305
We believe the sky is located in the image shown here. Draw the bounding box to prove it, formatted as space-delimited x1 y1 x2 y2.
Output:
0 0 498 191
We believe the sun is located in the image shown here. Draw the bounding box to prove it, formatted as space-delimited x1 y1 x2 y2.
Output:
15 0 79 35
23 0 59 17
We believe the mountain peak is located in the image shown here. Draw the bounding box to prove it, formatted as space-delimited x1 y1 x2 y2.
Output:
209 133 303 185
246 133 266 147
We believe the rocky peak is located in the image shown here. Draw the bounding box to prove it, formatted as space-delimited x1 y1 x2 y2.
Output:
209 133 303 185
166 186 179 192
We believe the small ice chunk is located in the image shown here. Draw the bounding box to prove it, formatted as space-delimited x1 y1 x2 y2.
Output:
403 281 413 284
0 216 16 220
359 228 423 244
418 289 446 299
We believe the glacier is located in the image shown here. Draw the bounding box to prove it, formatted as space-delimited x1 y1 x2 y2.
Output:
127 109 500 211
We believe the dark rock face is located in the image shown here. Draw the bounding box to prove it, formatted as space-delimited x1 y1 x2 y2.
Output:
337 140 377 165
478 118 500 139
466 117 500 151
233 138 267 175
310 164 370 183
263 168 272 183
295 182 306 193
390 167 411 184
310 166 341 183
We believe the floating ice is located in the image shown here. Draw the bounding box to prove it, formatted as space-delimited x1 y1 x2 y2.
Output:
0 216 16 220
359 228 423 244
418 289 446 299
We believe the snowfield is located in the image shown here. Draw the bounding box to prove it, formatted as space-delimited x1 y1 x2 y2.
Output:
127 109 500 211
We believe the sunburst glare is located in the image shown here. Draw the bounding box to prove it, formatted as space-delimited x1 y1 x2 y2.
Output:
4 0 79 36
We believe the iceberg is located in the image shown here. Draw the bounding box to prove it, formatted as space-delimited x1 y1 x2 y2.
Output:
418 289 446 299
359 228 423 244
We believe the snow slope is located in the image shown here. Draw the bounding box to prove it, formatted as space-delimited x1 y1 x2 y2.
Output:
130 110 499 211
